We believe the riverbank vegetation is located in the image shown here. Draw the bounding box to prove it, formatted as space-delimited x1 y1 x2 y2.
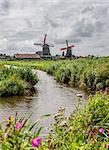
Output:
0 65 38 97
0 113 42 149
0 57 109 149
35 58 109 93
0 93 109 149
0 57 109 95
18 57 109 93
1 57 108 93
44 93 109 150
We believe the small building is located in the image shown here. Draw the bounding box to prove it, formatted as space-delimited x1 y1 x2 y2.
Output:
14 54 41 60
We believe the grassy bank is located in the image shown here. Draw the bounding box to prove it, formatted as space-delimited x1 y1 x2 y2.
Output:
0 65 38 97
0 93 109 149
1 57 109 93
42 93 109 150
0 58 109 149
35 58 109 93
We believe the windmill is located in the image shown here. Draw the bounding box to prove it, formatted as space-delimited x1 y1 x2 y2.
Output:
34 34 54 56
60 40 75 58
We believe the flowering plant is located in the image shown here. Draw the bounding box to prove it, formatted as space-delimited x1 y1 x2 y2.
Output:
0 113 43 150
46 93 109 150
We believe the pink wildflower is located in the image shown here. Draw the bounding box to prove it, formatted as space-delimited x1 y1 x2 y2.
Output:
99 128 104 134
106 144 109 149
16 122 22 129
31 137 42 147
6 116 10 120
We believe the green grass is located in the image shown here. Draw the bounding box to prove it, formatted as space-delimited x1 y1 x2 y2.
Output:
0 58 109 149
0 66 38 97
0 57 109 93
0 113 43 150
41 93 109 150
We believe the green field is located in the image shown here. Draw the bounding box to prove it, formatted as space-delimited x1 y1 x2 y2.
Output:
0 57 109 149
1 57 109 93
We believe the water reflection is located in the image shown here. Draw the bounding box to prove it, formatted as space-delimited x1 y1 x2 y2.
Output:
0 70 88 125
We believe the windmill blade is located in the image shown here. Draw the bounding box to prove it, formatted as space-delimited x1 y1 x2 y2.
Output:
44 34 47 44
34 43 43 46
68 45 75 48
66 40 69 47
60 47 67 51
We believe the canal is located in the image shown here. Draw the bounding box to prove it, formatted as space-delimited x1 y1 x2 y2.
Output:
0 70 88 126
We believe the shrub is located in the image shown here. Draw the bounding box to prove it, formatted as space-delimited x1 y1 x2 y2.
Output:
16 67 39 85
45 93 109 150
55 66 71 84
0 66 38 97
96 82 105 90
0 75 26 97
33 58 109 92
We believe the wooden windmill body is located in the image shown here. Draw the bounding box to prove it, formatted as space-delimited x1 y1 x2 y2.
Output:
34 34 54 56
60 40 75 58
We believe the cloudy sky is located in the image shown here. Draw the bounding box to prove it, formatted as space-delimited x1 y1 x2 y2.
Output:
0 0 109 56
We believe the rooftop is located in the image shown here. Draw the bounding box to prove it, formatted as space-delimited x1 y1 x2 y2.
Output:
15 54 41 59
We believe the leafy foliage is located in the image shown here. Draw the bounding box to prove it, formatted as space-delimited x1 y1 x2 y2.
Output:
33 58 109 93
0 113 43 150
0 66 38 97
1 58 108 93
45 93 109 150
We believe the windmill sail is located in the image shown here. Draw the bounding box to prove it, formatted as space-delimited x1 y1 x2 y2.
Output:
34 34 54 56
44 34 47 44
60 40 75 58
60 47 67 50
68 45 75 48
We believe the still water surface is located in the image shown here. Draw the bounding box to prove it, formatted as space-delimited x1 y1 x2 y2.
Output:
0 70 88 126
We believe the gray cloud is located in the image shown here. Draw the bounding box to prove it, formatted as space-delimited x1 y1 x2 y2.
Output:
0 0 10 15
0 0 109 56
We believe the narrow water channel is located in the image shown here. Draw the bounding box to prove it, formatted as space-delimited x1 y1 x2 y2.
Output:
0 70 88 124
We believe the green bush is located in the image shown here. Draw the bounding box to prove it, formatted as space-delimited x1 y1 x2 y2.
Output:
16 67 38 85
0 66 38 97
96 82 105 90
32 58 109 92
0 57 109 93
55 66 71 83
44 93 109 150
0 75 26 96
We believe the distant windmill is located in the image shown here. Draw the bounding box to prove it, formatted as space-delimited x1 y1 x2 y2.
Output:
60 40 75 58
34 34 54 56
